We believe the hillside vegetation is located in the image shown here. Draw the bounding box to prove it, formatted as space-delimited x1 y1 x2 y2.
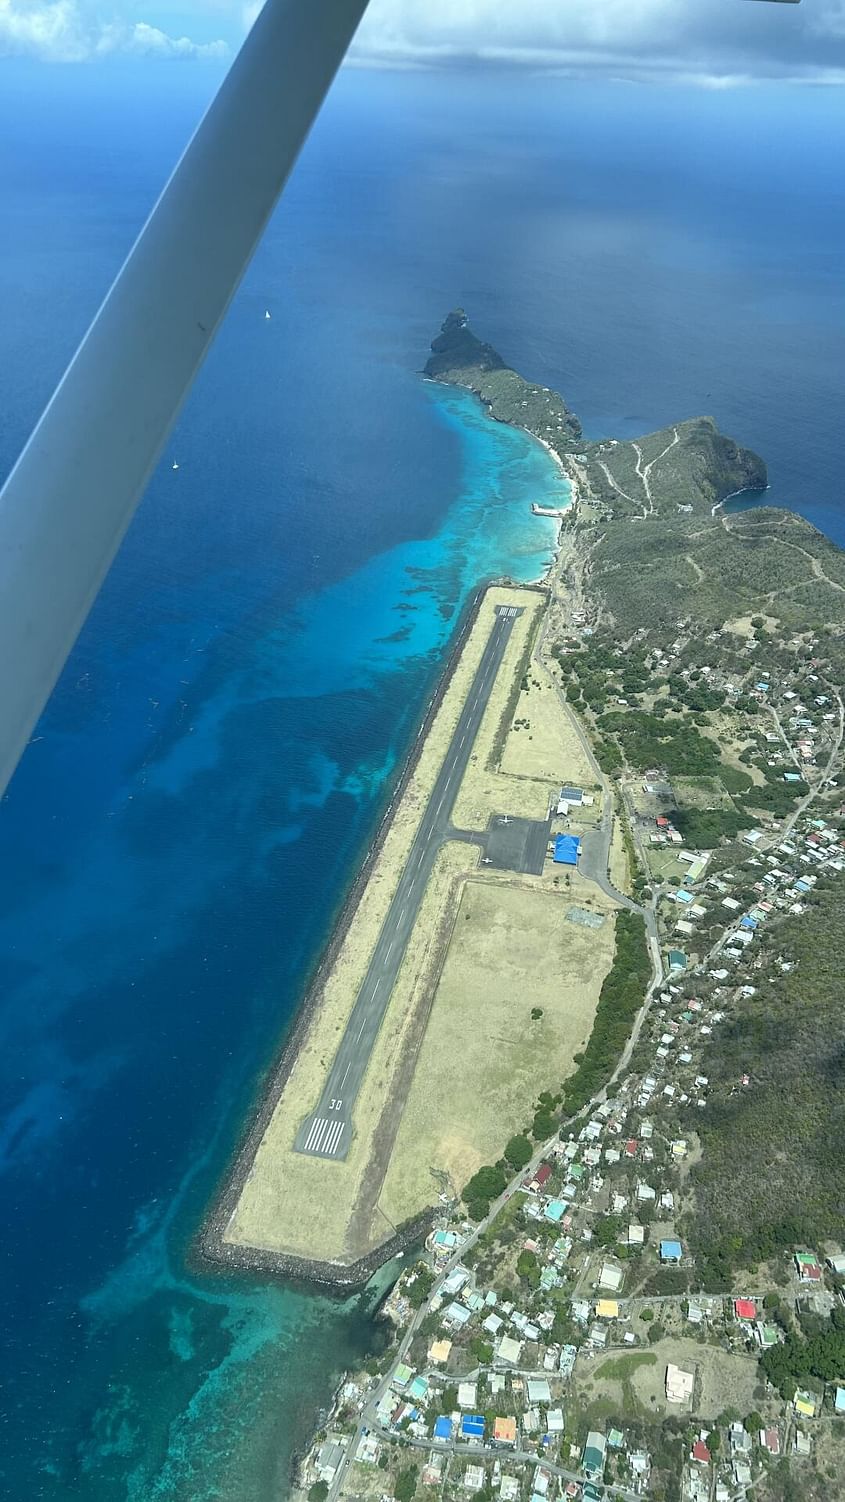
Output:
690 880 845 1287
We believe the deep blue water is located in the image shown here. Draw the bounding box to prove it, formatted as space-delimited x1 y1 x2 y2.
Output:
0 59 843 1501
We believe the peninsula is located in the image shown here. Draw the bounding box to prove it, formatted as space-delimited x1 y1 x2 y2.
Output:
207 311 845 1502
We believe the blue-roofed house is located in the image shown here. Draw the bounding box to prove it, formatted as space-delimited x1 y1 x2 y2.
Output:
433 1416 453 1441
660 1239 683 1263
553 834 581 866
545 1198 568 1223
740 915 758 931
461 1415 485 1442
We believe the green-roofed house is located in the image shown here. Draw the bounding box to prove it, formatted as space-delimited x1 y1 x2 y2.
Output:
409 1376 429 1402
607 1428 624 1449
667 950 688 972
391 1363 414 1391
756 1323 780 1350
568 1162 585 1182
582 1430 607 1481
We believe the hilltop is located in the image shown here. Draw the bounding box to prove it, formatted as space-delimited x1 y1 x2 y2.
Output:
425 309 767 515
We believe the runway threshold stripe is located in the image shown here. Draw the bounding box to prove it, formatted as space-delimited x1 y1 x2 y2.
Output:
304 1117 323 1151
325 1121 344 1155
312 1119 331 1153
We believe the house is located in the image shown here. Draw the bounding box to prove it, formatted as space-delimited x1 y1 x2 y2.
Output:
530 1163 553 1190
545 1199 568 1223
493 1417 517 1447
421 1454 444 1486
834 1387 845 1414
596 1299 619 1319
461 1414 485 1443
760 1428 780 1455
433 1416 453 1441
582 1431 607 1481
794 1250 821 1282
660 1239 683 1263
560 786 583 806
794 1389 817 1419
429 1338 452 1364
553 834 580 866
734 1298 757 1322
527 1378 552 1405
598 1262 624 1292
546 1409 565 1434
691 1439 711 1465
445 1301 472 1328
500 1478 520 1502
666 950 687 972
458 1382 478 1409
755 1323 779 1349
665 1364 695 1405
316 1441 345 1483
464 1464 486 1490
627 1223 645 1246
827 1253 845 1276
495 1335 523 1366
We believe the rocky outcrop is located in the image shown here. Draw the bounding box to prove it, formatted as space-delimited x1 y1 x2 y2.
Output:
425 309 582 453
425 310 766 513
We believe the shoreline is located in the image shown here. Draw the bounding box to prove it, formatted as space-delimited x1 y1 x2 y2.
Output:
196 572 551 1291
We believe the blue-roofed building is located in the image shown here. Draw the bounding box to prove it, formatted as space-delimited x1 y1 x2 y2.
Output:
544 1198 568 1223
461 1415 485 1442
835 1386 845 1414
740 916 758 931
433 1416 453 1441
660 1239 683 1263
553 834 581 866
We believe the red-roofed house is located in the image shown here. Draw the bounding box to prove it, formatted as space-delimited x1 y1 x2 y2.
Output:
625 1139 638 1157
535 1163 552 1187
735 1298 757 1321
691 1441 711 1465
761 1429 780 1455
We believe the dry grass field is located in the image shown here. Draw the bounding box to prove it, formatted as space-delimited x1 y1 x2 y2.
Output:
499 667 596 788
575 1337 759 1423
378 878 617 1224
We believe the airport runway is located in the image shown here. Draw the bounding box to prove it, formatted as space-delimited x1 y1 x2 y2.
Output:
295 605 523 1160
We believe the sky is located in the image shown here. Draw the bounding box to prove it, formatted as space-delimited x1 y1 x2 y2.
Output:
1 0 845 84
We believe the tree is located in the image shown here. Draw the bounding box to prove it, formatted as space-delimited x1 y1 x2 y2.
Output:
394 1466 418 1502
308 1486 328 1502
517 1249 540 1287
504 1135 533 1172
406 1264 435 1308
532 1110 556 1140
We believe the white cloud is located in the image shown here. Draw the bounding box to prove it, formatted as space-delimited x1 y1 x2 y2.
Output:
0 0 228 60
350 0 845 85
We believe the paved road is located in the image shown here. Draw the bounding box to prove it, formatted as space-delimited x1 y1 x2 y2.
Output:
296 606 524 1161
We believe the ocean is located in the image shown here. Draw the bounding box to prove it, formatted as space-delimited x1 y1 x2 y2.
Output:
0 57 842 1501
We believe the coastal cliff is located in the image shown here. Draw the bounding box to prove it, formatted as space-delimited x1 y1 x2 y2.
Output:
425 309 766 514
425 308 583 449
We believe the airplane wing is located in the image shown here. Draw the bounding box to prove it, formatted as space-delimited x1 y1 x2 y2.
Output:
0 0 369 797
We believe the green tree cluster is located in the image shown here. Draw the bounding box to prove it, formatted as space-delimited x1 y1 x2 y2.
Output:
561 912 651 1113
